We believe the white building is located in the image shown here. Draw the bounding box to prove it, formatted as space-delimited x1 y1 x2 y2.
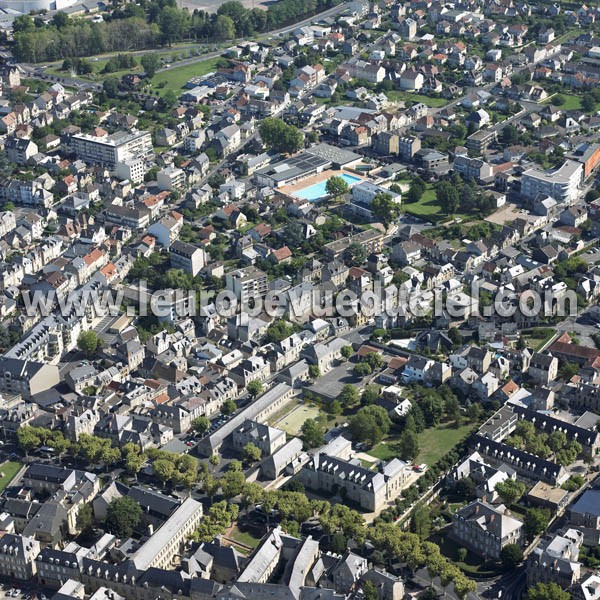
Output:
521 160 583 203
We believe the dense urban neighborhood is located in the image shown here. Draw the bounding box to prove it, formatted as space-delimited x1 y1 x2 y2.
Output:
3 0 600 598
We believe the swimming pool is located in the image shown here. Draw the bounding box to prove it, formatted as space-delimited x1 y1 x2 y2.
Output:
294 173 362 201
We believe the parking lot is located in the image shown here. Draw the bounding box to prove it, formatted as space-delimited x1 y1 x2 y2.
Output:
0 585 45 600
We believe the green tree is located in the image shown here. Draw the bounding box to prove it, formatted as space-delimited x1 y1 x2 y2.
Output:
247 380 264 398
325 175 350 200
17 426 42 456
141 53 160 78
77 503 94 532
242 442 262 464
102 77 119 98
105 496 142 537
362 580 379 600
153 457 175 486
213 14 235 40
77 330 102 357
301 419 325 449
527 582 570 600
341 345 353 360
411 505 431 540
436 180 460 214
259 117 303 154
354 362 373 377
222 399 236 415
308 365 321 379
192 416 210 435
398 428 419 461
500 543 523 570
209 453 221 472
524 508 550 540
349 406 391 447
371 192 401 226
339 384 359 408
495 479 526 505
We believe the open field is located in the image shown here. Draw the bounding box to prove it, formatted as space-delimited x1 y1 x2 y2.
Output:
150 56 223 95
367 422 475 464
386 90 448 108
542 93 582 111
0 462 22 492
273 403 321 436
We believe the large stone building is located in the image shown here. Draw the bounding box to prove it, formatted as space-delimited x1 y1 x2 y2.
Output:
299 454 408 513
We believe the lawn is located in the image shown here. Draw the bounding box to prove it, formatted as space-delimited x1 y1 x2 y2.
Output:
227 525 261 554
368 422 475 464
0 461 22 492
386 90 448 108
273 402 322 437
521 327 556 351
543 93 582 111
431 530 501 577
150 56 222 96
416 423 476 466
402 184 445 220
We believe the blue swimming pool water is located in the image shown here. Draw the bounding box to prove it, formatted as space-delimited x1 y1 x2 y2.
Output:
295 173 362 201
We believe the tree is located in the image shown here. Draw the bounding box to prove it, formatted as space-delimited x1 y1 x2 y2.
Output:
339 384 359 408
242 442 262 464
527 582 570 600
524 508 550 540
398 429 419 461
454 477 476 500
241 481 264 514
361 385 380 406
192 416 210 435
349 406 391 447
344 242 367 266
141 53 160 78
247 380 264 398
77 504 94 532
209 453 221 472
436 180 460 214
341 345 353 360
354 362 373 377
259 118 303 154
77 330 102 357
325 176 350 200
362 580 379 600
500 543 523 570
301 419 325 449
222 399 236 415
102 77 119 98
411 506 431 540
308 365 321 379
495 478 526 505
153 457 175 486
371 192 401 226
221 469 245 499
105 497 142 538
213 14 235 40
582 93 596 113
17 426 42 456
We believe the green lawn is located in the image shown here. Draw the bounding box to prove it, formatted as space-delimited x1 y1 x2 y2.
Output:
150 57 222 96
543 93 582 111
431 530 501 577
228 525 261 552
416 423 476 466
367 422 474 463
386 90 448 108
402 184 444 220
521 327 555 351
0 462 22 491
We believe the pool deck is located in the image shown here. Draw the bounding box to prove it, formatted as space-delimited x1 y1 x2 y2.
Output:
279 169 364 200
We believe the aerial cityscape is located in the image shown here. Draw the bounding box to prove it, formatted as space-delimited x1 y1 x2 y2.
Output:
1 0 600 598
